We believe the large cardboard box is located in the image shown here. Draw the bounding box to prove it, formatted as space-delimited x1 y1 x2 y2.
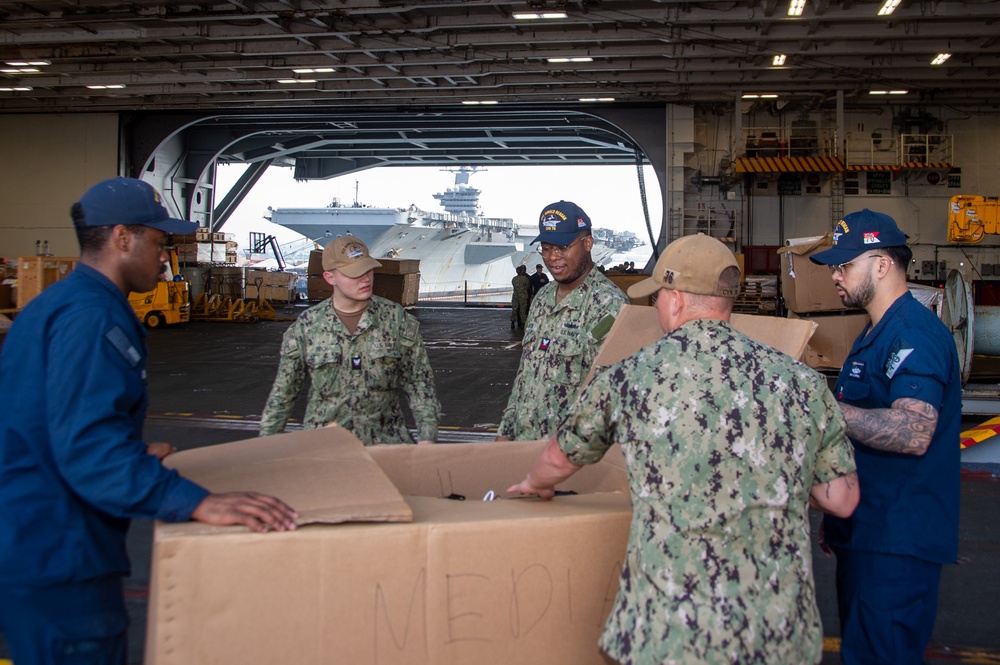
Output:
374 272 420 306
176 241 230 264
147 308 817 665
789 311 870 370
778 234 850 313
375 257 420 275
586 305 816 385
605 272 650 305
307 275 333 300
148 433 632 665
308 249 324 276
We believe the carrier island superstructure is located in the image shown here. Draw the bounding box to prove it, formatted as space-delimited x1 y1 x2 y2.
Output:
268 167 643 300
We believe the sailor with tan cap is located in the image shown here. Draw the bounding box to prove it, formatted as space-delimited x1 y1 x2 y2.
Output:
509 233 858 665
260 235 440 445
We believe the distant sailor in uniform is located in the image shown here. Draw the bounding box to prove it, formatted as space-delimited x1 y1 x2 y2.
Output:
260 235 440 445
510 264 531 329
496 200 628 441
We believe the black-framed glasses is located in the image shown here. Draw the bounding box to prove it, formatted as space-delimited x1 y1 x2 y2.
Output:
828 254 890 275
538 236 584 258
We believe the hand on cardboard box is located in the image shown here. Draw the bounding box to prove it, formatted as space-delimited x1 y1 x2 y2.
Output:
506 436 582 500
192 492 299 533
506 478 556 500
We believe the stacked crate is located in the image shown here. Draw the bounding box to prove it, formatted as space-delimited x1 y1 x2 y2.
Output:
16 256 79 309
245 269 298 303
304 251 420 306
373 259 420 307
778 235 868 369
173 229 235 266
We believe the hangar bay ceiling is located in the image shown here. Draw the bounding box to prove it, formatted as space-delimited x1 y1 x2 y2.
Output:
1 0 999 113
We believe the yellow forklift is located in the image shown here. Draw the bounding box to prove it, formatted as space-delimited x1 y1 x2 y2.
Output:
129 247 190 328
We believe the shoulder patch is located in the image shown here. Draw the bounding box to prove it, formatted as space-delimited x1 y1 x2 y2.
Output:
590 314 616 342
885 340 914 379
105 325 142 368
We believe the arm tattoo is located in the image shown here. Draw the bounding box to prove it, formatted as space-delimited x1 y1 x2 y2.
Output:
840 397 938 455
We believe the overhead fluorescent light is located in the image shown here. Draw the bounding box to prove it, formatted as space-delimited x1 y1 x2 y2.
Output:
547 57 594 63
878 0 902 16
579 97 615 102
513 11 567 19
0 86 32 91
931 53 951 65
293 68 335 74
869 89 908 95
0 68 40 74
462 100 499 105
743 94 779 99
5 60 49 67
772 54 787 66
86 84 125 89
277 79 316 84
787 0 806 16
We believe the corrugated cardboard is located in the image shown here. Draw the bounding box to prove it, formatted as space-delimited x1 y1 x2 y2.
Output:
586 305 817 386
778 233 850 313
161 428 413 530
307 274 333 300
308 249 324 276
373 272 420 306
148 436 631 665
789 311 870 369
375 257 420 275
147 308 815 665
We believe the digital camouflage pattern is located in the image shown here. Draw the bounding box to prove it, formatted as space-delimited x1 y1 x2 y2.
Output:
559 318 856 665
510 272 531 325
260 295 440 444
498 267 627 440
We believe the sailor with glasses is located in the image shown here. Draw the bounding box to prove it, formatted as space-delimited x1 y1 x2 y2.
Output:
496 200 628 442
809 209 961 665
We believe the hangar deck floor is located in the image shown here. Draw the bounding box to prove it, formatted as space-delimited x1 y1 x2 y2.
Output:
1 302 998 664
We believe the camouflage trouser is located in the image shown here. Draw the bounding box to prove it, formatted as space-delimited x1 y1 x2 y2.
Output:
510 296 529 327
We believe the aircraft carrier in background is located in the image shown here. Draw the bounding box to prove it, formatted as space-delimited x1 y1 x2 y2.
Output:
268 167 644 301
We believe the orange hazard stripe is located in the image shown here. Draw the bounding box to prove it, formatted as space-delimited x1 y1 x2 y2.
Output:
960 415 1000 449
735 156 845 173
846 162 953 171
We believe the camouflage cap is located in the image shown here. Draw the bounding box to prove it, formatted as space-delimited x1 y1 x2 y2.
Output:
322 235 382 278
628 233 741 299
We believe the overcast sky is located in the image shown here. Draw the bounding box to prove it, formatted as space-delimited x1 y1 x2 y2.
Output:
216 163 663 258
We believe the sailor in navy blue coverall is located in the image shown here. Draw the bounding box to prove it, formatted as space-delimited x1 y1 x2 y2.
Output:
0 177 299 665
810 209 960 665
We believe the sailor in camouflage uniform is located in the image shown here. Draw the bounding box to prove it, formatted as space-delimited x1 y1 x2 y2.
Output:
510 264 531 329
509 234 859 665
497 200 628 441
260 235 439 445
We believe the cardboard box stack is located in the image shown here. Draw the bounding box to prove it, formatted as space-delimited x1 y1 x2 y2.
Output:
173 229 236 266
306 251 421 306
778 234 868 369
373 258 420 307
145 305 817 665
245 269 298 303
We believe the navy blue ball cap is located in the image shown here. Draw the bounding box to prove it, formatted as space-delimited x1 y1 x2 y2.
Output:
74 177 198 235
809 209 908 265
532 200 592 246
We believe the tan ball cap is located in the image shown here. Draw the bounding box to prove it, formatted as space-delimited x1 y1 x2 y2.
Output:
627 233 741 299
322 235 382 278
